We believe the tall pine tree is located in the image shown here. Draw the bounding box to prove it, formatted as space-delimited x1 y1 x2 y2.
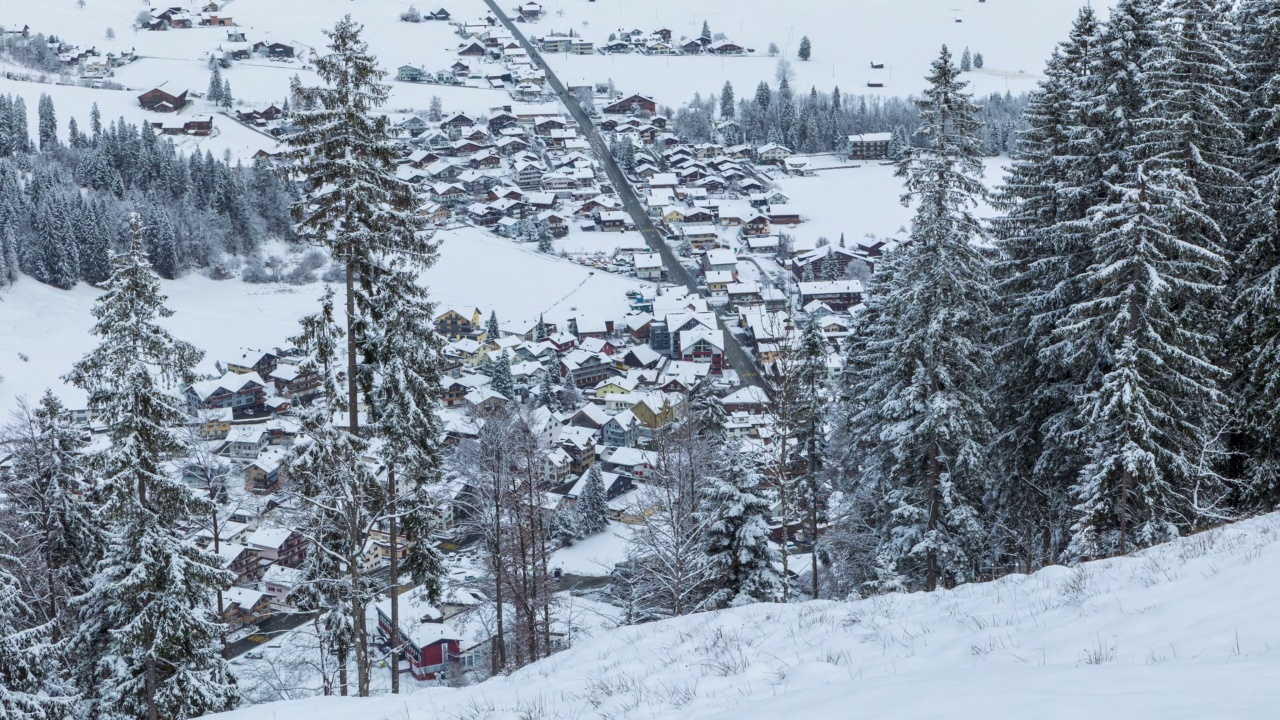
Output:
1231 0 1280 509
843 47 995 592
65 213 237 720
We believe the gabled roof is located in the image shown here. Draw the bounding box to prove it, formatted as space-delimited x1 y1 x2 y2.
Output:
188 371 265 401
723 385 770 406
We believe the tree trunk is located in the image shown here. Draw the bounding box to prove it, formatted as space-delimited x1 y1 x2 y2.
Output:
778 439 790 602
809 487 819 599
351 544 369 696
926 443 941 592
214 503 226 657
492 461 507 674
1119 473 1129 556
338 644 348 696
345 260 359 435
388 462 400 694
146 656 158 720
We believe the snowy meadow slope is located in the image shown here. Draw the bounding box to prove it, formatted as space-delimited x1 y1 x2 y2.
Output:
538 0 1118 108
0 227 651 416
210 512 1280 720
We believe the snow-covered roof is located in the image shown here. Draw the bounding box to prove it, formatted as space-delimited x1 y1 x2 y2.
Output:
224 586 269 610
247 525 293 550
604 446 658 468
679 328 725 351
633 252 664 269
723 385 770 406
797 280 865 295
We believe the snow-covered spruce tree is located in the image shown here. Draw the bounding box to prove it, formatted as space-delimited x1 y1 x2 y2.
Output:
720 81 735 119
142 205 179 280
364 261 446 695
37 93 56 151
688 379 728 444
988 8 1102 571
30 192 78 289
822 255 840 281
1058 165 1229 559
490 350 515 399
577 464 609 537
1053 0 1237 559
843 46 995 592
0 530 76 720
1137 0 1247 251
1230 0 1280 509
705 444 782 607
798 36 811 62
559 372 583 410
536 367 559 411
796 313 830 598
551 507 581 545
2 390 102 647
207 65 224 106
960 47 972 72
287 14 425 437
286 18 434 693
486 310 500 340
536 223 555 253
0 219 17 287
76 199 111 285
64 213 237 720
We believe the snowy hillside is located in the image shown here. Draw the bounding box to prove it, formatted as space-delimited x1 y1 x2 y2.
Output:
539 0 1117 107
210 512 1280 720
0 227 652 416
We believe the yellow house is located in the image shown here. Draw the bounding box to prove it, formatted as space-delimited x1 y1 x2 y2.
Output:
663 207 686 224
594 378 637 399
447 338 486 367
631 394 681 430
435 308 487 341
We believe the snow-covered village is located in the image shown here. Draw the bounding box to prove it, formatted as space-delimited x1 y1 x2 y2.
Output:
0 0 1278 718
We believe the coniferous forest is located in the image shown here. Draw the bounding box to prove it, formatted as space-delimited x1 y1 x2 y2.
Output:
821 0 1280 594
0 92 295 291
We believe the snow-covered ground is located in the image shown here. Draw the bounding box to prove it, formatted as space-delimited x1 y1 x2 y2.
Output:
536 0 1116 108
768 155 1008 247
0 75 280 159
4 0 514 162
209 511 1280 719
551 520 634 576
0 227 652 416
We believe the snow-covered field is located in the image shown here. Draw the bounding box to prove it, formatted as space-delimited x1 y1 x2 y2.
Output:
0 75 280 160
4 0 515 161
0 227 652 416
770 156 1008 246
209 511 1280 720
551 520 634 576
536 0 1115 108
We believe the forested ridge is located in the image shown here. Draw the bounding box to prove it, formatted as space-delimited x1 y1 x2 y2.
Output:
0 92 295 291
